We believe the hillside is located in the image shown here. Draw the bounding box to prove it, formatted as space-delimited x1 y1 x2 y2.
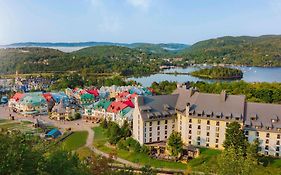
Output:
0 47 63 74
190 66 243 80
0 46 161 76
2 42 189 55
181 35 281 66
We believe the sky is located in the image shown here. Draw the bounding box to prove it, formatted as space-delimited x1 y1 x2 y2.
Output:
0 0 281 45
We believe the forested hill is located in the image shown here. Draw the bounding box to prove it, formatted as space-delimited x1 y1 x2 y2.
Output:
3 42 189 55
180 35 281 66
0 46 161 75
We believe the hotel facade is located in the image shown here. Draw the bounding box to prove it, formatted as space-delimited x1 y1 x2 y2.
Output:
133 85 281 157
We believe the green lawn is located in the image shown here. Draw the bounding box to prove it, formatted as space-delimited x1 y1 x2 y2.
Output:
76 147 93 159
62 131 88 151
93 126 224 171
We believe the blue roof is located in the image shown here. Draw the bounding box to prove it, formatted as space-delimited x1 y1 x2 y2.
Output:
46 128 62 138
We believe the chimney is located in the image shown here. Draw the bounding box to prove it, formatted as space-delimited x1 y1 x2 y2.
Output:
220 90 227 101
189 87 197 97
186 103 190 115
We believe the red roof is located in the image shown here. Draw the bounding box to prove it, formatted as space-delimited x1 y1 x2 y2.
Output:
43 93 53 102
147 87 155 93
86 89 99 97
107 101 128 113
128 93 138 100
123 100 135 108
12 93 25 101
116 91 130 99
79 90 87 95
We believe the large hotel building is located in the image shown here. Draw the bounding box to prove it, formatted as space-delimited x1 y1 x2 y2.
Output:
133 84 281 157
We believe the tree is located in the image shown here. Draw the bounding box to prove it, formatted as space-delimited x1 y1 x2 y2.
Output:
140 165 156 175
121 120 132 139
107 122 122 144
43 149 88 175
217 146 258 175
100 118 108 129
167 131 183 157
223 122 247 152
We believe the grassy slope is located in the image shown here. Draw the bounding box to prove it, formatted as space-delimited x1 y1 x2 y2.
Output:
61 131 88 151
93 126 221 170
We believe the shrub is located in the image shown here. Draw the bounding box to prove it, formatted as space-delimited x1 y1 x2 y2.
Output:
117 139 128 151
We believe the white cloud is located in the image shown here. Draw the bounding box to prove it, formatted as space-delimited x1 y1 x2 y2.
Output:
126 0 151 10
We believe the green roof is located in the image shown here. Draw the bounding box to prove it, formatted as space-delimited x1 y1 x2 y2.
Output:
120 107 132 117
80 93 94 100
94 100 112 110
20 95 46 106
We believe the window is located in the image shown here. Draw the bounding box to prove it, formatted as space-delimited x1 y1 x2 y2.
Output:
278 134 280 139
197 131 201 135
189 119 192 123
157 131 160 136
149 133 152 137
207 120 210 125
172 124 175 129
216 133 219 138
226 122 229 127
188 135 192 139
206 143 209 147
198 119 201 124
215 144 219 148
276 153 279 157
256 132 259 137
216 121 220 126
165 125 167 129
266 133 270 138
207 132 210 136
245 130 249 135
265 151 268 155
198 125 201 129
144 128 146 132
165 136 167 139
172 119 175 123
157 137 160 141
216 127 220 132
197 142 200 146
157 126 160 130
165 131 167 135
206 137 210 142
197 136 200 141
149 127 152 131
165 120 168 124
189 130 192 134
277 140 280 145
206 126 210 130
149 138 152 142
276 147 280 152
266 139 269 144
189 124 192 128
157 121 160 125
149 122 152 126
145 122 147 127
216 139 219 143
265 145 269 150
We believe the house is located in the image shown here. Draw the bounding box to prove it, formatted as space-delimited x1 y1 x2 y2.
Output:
45 128 62 139
18 93 48 116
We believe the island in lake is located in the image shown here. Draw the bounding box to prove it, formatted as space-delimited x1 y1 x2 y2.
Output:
190 66 243 80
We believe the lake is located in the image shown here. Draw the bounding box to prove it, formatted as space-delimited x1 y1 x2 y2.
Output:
129 66 281 87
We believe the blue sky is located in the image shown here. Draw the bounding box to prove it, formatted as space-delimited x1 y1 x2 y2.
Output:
0 0 281 45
